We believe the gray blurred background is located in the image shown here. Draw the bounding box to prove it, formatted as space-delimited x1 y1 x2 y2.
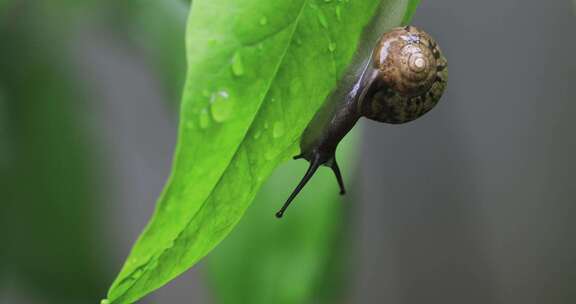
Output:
1 0 575 303
354 1 576 303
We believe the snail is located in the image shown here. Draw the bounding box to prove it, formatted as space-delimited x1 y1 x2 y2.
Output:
276 26 448 218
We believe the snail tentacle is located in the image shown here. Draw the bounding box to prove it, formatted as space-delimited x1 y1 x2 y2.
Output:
276 154 322 218
328 157 346 195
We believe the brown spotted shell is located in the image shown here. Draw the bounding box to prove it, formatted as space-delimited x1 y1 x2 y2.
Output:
360 26 448 124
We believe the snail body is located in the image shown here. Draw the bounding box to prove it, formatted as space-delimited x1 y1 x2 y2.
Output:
276 26 448 218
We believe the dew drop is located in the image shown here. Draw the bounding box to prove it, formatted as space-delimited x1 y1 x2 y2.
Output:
295 36 303 45
185 121 194 129
259 17 268 25
198 108 210 129
335 6 342 21
258 43 264 51
272 122 285 138
328 41 337 52
317 11 328 28
231 51 244 76
253 130 262 139
210 91 232 122
264 121 269 129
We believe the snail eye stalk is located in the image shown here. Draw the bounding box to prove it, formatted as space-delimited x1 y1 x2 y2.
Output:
276 155 321 218
329 158 346 195
276 155 346 218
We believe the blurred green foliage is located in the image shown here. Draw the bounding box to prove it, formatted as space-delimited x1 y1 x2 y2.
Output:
110 0 188 103
0 0 9 15
0 0 186 302
0 1 108 302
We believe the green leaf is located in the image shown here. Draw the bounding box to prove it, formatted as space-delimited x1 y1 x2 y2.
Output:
0 0 9 14
206 130 358 304
204 3 420 303
105 1 420 303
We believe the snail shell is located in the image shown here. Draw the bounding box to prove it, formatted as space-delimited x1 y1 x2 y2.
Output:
359 26 448 124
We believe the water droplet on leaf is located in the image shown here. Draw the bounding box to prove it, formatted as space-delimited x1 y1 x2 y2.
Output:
335 6 342 21
259 17 268 25
317 11 328 28
328 42 337 52
210 91 232 122
231 52 244 76
273 122 285 138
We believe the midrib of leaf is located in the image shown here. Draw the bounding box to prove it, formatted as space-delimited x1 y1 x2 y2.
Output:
182 0 309 257
108 0 310 301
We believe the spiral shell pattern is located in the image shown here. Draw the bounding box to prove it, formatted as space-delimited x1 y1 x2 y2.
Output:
362 26 448 124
